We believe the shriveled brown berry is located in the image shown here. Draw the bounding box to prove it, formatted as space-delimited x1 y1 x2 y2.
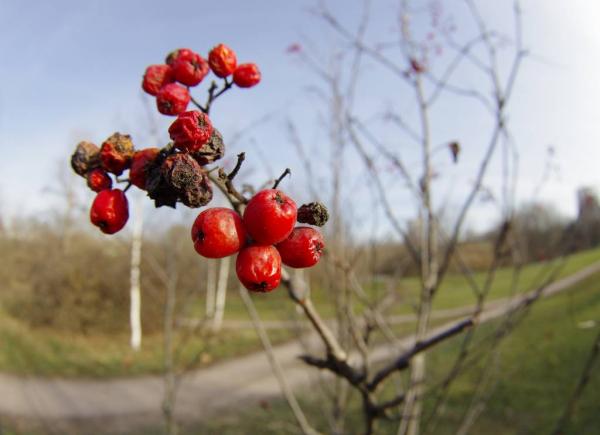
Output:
71 141 100 176
191 128 225 165
297 202 329 227
161 153 213 208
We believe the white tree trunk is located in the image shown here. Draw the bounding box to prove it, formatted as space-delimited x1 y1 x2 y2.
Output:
205 260 217 319
130 195 143 351
212 256 230 331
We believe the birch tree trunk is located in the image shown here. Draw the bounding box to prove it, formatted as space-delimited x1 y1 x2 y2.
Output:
130 195 144 351
205 260 217 319
212 256 230 332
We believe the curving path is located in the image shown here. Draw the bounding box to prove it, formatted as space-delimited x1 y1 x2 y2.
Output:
2 261 599 434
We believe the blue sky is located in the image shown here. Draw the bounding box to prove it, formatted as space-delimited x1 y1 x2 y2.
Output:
1 0 599 238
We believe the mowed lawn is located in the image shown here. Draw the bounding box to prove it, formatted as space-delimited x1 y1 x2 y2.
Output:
185 269 600 435
0 247 598 378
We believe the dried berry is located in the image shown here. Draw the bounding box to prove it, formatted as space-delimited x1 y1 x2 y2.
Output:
172 52 209 86
236 245 282 292
142 64 174 96
161 153 212 208
90 189 129 234
191 128 225 165
243 189 297 245
191 208 247 258
276 227 325 268
130 148 160 189
168 111 213 153
156 83 190 116
71 141 100 176
233 63 261 88
208 44 237 78
100 133 135 176
86 168 112 192
297 202 329 227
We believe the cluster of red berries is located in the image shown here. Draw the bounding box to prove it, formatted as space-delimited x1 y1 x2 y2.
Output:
70 108 225 234
142 44 261 116
192 190 326 292
70 133 161 234
70 45 327 294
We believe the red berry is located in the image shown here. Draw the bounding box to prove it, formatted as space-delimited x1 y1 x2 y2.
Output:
165 48 195 65
172 52 209 86
168 111 213 153
233 63 261 88
90 189 129 234
142 64 174 96
130 148 159 189
276 227 325 268
236 245 281 292
156 83 190 116
208 44 237 78
86 168 112 192
191 208 246 258
100 133 134 176
243 189 297 245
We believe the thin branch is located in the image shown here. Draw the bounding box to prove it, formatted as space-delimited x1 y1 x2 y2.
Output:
273 168 292 189
552 328 600 435
239 285 321 435
368 317 475 392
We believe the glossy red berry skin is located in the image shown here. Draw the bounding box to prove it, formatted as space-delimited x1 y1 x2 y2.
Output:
233 63 261 88
243 189 297 245
90 189 129 235
276 227 325 268
156 83 190 116
86 169 112 192
142 64 174 96
172 52 209 86
130 148 160 189
191 208 247 258
236 245 281 292
208 44 237 78
165 48 195 65
168 111 213 153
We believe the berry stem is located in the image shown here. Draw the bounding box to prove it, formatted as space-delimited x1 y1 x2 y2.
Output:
228 152 246 180
273 168 291 189
123 182 133 193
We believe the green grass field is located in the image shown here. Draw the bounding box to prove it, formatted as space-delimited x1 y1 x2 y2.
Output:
185 267 600 435
0 247 598 378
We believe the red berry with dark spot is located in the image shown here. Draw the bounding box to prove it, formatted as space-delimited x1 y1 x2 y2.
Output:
142 64 174 96
130 148 160 190
243 189 297 245
208 44 237 78
276 227 325 268
168 111 213 153
233 63 261 88
191 207 246 258
86 168 112 192
100 133 135 176
165 48 195 66
90 189 129 234
156 83 190 116
236 245 281 292
172 52 209 86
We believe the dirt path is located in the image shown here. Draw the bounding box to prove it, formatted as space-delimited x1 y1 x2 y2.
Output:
2 262 599 434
